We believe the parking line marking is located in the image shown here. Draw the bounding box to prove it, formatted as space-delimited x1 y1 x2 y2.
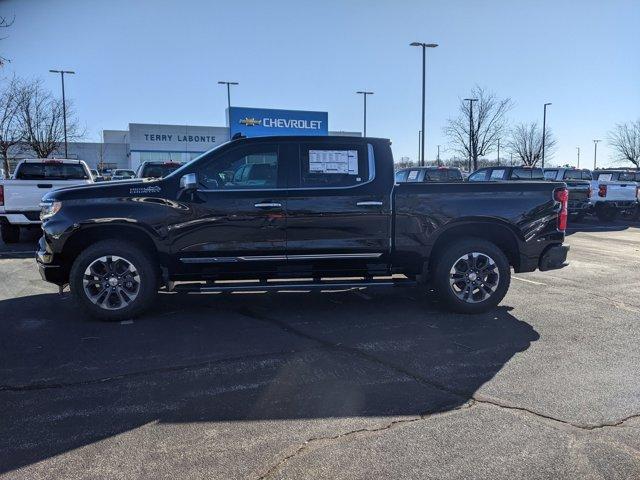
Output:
512 276 547 286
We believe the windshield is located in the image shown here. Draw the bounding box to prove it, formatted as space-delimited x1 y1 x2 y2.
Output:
15 162 89 180
140 163 183 178
165 141 231 179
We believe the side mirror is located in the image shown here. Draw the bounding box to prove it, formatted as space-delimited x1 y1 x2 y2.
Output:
180 173 197 191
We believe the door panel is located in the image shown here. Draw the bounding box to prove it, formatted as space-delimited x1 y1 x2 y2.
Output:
170 143 290 273
285 142 391 262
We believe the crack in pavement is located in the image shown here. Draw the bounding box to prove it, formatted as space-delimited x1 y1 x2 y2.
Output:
0 347 325 392
256 401 476 480
237 307 640 478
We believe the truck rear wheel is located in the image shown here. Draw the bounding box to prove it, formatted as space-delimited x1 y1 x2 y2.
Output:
432 239 510 314
595 204 618 222
1 223 20 244
69 240 158 321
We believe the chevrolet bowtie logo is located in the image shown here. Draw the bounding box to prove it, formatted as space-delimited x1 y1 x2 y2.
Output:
239 117 262 127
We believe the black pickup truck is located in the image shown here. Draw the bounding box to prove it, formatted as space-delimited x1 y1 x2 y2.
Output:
543 168 593 220
37 136 569 321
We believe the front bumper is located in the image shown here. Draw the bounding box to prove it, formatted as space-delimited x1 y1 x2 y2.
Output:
36 236 67 285
539 244 570 271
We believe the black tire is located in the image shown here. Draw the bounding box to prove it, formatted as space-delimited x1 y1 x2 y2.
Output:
69 240 159 321
569 212 585 223
595 204 618 222
1 223 20 244
432 239 511 314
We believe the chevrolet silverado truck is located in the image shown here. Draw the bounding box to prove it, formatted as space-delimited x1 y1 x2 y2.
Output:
37 136 569 321
543 168 592 221
0 159 93 243
589 169 639 221
467 166 544 182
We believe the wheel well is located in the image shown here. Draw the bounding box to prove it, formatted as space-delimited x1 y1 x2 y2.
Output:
428 222 521 270
61 225 161 268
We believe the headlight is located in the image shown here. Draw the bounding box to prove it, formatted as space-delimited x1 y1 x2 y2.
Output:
40 201 62 220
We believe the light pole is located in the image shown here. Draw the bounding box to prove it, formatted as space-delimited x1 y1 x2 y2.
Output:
49 69 75 158
217 81 239 112
541 102 551 168
576 146 580 168
497 138 500 165
437 144 441 166
410 42 438 166
464 98 478 171
418 130 422 164
356 91 373 137
593 139 601 169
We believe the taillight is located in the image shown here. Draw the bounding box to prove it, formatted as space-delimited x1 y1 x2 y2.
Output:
598 184 607 197
0 185 4 206
555 187 568 231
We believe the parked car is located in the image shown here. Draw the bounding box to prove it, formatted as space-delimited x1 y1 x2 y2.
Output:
543 168 593 221
587 169 638 221
110 169 137 181
395 167 463 183
0 159 93 243
136 161 183 179
467 166 544 181
38 136 569 321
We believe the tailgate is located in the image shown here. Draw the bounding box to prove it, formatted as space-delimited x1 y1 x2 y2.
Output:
602 182 637 201
565 182 590 202
3 180 87 211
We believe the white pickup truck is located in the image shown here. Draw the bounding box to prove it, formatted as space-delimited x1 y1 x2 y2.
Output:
0 159 93 243
589 169 639 221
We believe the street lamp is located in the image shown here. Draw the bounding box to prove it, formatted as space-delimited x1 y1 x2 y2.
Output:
418 130 422 164
356 91 373 137
541 102 552 168
410 42 438 166
217 81 239 111
437 144 441 166
497 138 500 165
576 146 580 168
593 139 601 169
49 69 75 158
463 98 478 172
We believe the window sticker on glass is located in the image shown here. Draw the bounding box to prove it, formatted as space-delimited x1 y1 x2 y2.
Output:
309 150 358 175
407 170 419 180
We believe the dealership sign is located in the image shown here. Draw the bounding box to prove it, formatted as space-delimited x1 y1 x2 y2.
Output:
228 107 328 138
129 123 229 153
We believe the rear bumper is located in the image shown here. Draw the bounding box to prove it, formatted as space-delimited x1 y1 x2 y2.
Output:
539 244 570 271
0 212 41 225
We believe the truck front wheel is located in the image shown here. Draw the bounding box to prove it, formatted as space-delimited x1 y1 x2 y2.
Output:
1 223 20 244
69 240 159 321
432 239 510 314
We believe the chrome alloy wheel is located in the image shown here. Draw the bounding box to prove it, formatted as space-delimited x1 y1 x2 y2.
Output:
83 255 141 310
449 252 500 304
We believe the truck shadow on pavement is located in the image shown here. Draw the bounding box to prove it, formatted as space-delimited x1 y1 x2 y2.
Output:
0 289 539 474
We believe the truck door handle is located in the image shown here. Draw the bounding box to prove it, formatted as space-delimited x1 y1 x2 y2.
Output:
254 202 282 209
356 201 383 207
37 184 53 189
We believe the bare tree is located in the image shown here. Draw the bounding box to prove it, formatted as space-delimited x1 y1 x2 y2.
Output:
0 15 14 67
0 77 23 177
507 122 557 166
443 86 513 170
18 79 80 158
608 120 640 168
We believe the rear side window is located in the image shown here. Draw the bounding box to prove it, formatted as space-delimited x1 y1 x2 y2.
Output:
511 168 542 179
299 143 369 188
15 162 89 180
544 170 558 180
468 170 488 181
582 171 593 180
490 169 506 180
395 170 408 183
618 172 636 182
563 170 583 180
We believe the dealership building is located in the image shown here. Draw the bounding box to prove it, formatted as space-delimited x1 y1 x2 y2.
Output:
9 107 360 172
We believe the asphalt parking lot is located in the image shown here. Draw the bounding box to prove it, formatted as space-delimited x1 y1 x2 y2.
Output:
1 218 639 479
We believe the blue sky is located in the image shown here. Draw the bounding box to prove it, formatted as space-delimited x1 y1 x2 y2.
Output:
2 0 639 166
